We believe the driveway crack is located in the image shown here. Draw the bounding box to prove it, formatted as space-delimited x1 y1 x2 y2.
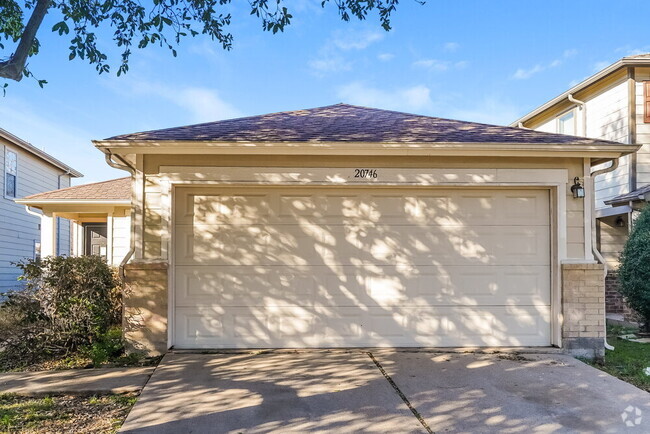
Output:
367 352 433 434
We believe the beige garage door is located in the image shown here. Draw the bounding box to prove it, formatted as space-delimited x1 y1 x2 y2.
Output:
173 187 551 349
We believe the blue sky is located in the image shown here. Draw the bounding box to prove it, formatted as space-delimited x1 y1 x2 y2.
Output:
2 0 649 184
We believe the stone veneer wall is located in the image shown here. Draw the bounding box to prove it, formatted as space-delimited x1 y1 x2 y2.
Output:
123 262 168 355
562 263 606 360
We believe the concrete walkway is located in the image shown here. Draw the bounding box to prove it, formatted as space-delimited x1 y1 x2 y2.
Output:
0 366 155 396
121 350 650 433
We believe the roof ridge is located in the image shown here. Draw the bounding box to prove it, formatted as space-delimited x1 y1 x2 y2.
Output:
103 104 354 140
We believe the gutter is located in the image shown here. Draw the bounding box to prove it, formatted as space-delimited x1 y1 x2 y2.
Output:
104 152 136 280
510 57 650 127
590 158 619 351
567 94 587 136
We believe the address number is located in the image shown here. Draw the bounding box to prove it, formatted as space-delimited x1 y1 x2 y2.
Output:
354 169 378 179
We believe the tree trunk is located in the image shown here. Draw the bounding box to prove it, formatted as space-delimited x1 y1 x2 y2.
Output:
0 0 51 81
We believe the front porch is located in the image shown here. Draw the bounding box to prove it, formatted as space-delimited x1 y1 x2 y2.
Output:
16 178 132 266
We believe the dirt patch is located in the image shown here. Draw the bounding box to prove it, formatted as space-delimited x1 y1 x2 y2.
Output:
496 353 533 362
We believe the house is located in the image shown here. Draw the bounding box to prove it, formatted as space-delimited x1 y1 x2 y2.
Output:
0 128 82 290
17 104 639 358
511 54 650 319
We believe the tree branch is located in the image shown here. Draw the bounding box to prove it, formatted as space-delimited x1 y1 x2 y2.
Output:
0 0 51 81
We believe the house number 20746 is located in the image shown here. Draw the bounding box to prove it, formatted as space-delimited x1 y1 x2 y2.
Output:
354 169 378 179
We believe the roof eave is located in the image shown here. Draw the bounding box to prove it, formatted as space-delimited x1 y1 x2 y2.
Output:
510 57 650 127
16 199 131 207
94 140 640 159
0 129 84 178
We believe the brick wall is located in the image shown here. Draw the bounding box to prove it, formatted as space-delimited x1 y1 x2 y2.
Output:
562 263 606 360
123 261 168 355
605 272 639 322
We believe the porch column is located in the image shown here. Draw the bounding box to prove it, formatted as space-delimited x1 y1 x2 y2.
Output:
41 213 58 257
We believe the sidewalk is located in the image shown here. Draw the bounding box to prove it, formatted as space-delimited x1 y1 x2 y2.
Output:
0 367 155 396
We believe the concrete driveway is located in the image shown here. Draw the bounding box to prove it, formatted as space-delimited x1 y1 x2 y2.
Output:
121 350 650 433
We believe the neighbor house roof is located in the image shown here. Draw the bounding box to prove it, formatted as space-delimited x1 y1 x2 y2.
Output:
0 128 83 178
103 103 623 146
605 184 650 206
17 177 130 204
510 54 650 127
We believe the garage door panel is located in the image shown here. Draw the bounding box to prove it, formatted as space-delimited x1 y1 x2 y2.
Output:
175 189 549 227
174 187 551 349
175 265 550 307
175 224 549 266
174 305 551 348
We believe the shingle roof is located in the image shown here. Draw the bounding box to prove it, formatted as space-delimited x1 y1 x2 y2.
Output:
20 177 131 202
623 53 650 59
105 103 622 146
605 183 650 206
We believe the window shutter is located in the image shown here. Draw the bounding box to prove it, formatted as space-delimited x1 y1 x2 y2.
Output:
645 81 650 123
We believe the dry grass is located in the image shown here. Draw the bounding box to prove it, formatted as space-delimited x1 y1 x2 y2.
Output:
0 393 137 433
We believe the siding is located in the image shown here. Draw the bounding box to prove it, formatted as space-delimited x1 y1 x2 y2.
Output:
598 215 628 269
527 78 630 211
112 214 131 265
635 68 650 186
585 79 630 210
0 140 72 291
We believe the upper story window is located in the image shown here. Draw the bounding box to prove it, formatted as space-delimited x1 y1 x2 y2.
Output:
558 111 575 135
4 148 17 198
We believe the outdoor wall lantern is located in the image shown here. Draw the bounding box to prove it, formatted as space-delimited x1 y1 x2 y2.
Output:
570 177 585 199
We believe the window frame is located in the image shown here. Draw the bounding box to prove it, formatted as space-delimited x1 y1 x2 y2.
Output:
557 109 576 136
4 147 17 199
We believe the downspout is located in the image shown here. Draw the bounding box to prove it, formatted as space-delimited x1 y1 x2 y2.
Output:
590 158 619 351
24 205 42 218
568 94 587 136
104 152 136 280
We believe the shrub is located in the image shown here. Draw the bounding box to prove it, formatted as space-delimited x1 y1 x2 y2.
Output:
619 205 650 333
0 256 122 369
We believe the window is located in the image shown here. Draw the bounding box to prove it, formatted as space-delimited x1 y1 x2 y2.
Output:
643 81 650 123
34 241 41 261
4 149 17 198
558 111 575 135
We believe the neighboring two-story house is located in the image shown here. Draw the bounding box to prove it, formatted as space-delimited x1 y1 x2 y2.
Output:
0 128 82 291
511 54 650 318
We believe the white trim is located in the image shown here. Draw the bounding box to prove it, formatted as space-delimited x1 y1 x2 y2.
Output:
3 147 17 200
583 159 594 261
557 109 576 135
96 140 639 159
163 166 569 350
107 212 114 266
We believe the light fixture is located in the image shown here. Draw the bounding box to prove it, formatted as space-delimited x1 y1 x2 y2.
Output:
616 216 626 228
570 177 585 199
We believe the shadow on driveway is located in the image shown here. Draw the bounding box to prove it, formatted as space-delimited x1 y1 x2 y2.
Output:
120 350 650 433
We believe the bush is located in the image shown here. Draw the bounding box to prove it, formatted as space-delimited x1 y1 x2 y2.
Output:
0 256 122 369
619 206 650 333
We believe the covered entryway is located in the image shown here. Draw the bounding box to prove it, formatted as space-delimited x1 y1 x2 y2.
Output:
172 186 551 349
